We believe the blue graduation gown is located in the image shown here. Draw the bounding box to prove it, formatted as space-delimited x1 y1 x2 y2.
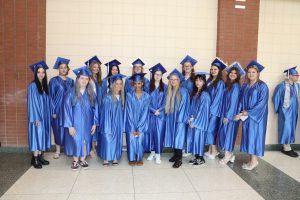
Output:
218 83 241 152
97 94 124 161
124 77 150 94
239 82 269 156
49 76 74 146
91 80 104 142
164 87 190 149
27 82 51 151
187 91 211 156
145 84 167 153
101 77 111 95
272 81 299 144
124 91 151 161
181 77 194 95
206 80 225 145
64 89 99 157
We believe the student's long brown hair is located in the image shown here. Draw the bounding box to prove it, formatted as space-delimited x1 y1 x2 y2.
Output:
225 67 241 91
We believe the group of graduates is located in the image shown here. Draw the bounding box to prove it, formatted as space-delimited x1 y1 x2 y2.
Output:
27 54 299 171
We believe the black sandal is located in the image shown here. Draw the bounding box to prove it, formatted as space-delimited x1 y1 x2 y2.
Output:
169 155 177 162
112 161 119 166
103 162 109 167
172 160 182 168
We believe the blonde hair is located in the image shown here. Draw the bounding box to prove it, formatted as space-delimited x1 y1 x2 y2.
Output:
165 75 181 114
111 80 125 108
72 76 95 106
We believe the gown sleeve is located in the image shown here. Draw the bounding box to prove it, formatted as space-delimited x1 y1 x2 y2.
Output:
27 84 42 123
191 92 211 130
101 96 113 134
210 81 225 116
246 83 269 123
225 84 241 120
272 82 284 113
137 94 151 133
63 90 74 128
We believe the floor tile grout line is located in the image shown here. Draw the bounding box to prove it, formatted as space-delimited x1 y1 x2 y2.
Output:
181 168 202 200
66 168 81 200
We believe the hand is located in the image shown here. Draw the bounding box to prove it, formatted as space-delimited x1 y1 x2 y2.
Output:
52 114 57 119
241 111 248 116
91 125 96 135
234 115 240 121
154 110 160 116
69 127 76 137
34 121 41 127
223 118 229 124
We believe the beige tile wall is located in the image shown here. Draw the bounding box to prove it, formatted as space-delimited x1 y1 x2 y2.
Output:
46 0 218 81
258 0 300 144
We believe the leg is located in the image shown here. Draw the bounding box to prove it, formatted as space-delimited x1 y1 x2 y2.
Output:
53 144 60 159
31 150 42 169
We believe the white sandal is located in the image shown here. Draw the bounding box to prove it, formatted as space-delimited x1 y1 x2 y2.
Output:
53 152 60 159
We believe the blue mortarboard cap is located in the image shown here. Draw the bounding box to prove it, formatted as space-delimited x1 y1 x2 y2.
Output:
149 63 167 74
29 60 49 72
245 60 264 72
283 66 298 76
132 58 145 66
193 72 210 76
109 74 126 83
73 66 92 77
130 73 147 82
53 57 70 69
211 57 227 70
180 55 198 66
105 59 121 72
226 62 246 77
167 69 185 82
85 56 102 66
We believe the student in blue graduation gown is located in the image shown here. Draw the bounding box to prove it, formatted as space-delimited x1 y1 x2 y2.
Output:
49 57 74 159
180 55 197 95
164 69 190 168
146 63 167 164
64 67 98 170
86 56 103 158
236 60 269 170
218 62 244 164
205 58 227 159
97 74 126 166
27 61 51 169
102 59 121 94
125 73 151 166
125 58 150 94
272 67 299 157
187 72 211 166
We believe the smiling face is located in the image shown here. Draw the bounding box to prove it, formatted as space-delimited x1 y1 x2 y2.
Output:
90 63 100 75
133 80 144 91
134 64 143 74
195 77 205 90
114 79 123 93
58 63 69 76
154 70 163 82
289 74 299 82
78 75 89 88
169 74 179 88
111 66 119 75
210 65 220 77
183 62 193 74
37 67 46 81
247 67 259 82
228 69 238 82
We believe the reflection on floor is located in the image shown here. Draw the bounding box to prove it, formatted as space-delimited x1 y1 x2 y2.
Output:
0 151 299 200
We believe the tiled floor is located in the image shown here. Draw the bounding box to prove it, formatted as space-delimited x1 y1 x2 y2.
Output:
0 153 265 200
262 151 300 182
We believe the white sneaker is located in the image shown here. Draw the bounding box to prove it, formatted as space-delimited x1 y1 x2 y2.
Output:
204 152 210 157
183 153 192 158
207 152 220 160
147 151 155 161
155 154 161 164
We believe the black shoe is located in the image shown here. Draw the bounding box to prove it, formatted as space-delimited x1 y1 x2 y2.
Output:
189 159 197 165
38 153 50 165
79 160 89 170
31 156 42 169
193 157 205 166
291 150 299 157
71 161 79 171
281 149 299 158
172 160 182 168
169 155 177 162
